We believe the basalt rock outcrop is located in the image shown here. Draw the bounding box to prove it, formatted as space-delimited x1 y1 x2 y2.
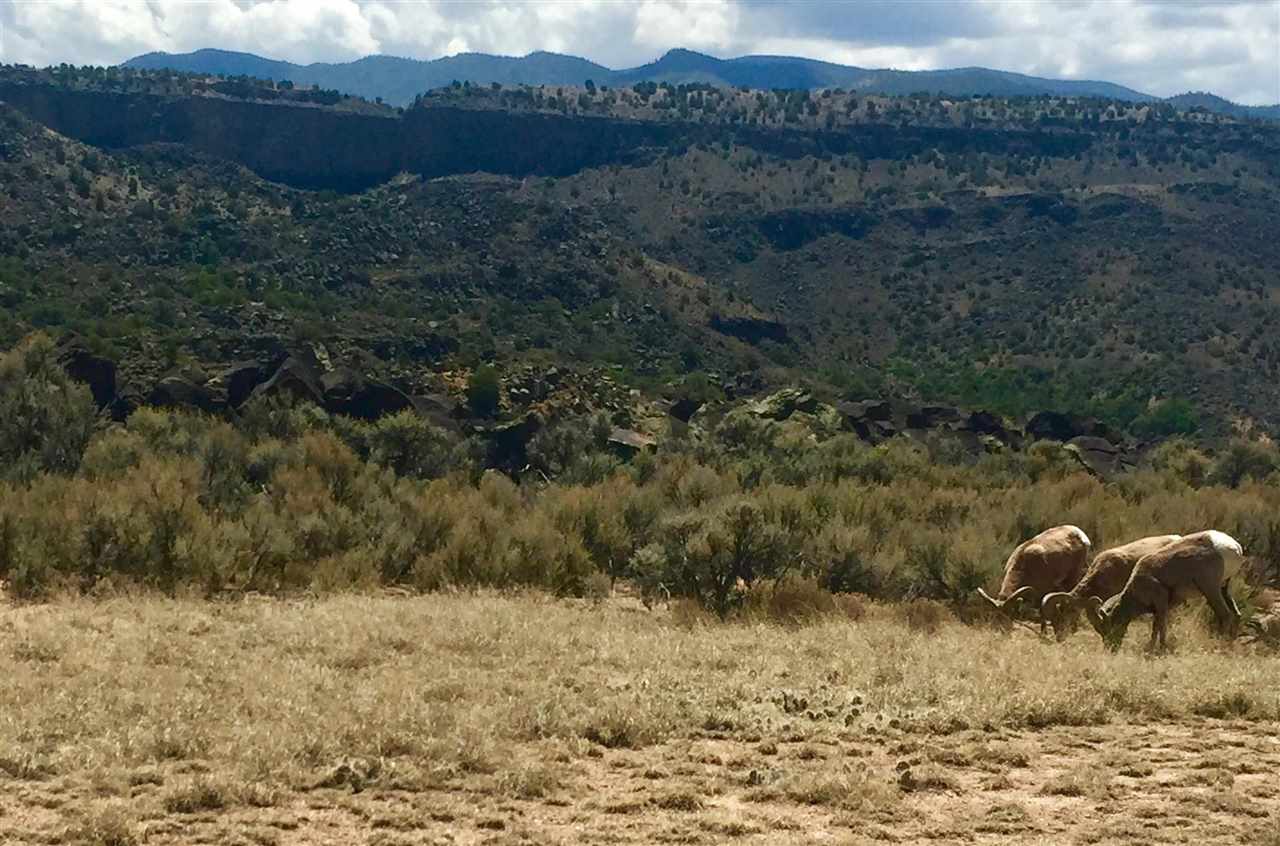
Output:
148 375 221 414
1064 436 1135 480
1025 411 1121 445
320 367 414 421
248 356 326 408
55 334 117 411
210 361 270 410
709 314 790 346
480 411 544 472
0 80 1098 192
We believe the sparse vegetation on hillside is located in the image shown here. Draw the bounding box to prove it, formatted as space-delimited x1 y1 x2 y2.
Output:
1 68 1278 437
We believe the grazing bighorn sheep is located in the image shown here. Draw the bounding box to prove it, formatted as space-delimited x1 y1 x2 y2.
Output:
1085 530 1245 652
1040 534 1182 641
977 525 1091 632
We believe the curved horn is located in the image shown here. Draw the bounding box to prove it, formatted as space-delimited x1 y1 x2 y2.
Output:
1003 585 1038 616
1041 592 1078 640
1083 596 1107 635
976 586 1003 609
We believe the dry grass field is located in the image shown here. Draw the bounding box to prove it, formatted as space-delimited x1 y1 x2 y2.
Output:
2 590 1280 845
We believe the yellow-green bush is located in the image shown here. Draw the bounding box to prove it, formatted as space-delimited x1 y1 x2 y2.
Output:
3 335 1280 610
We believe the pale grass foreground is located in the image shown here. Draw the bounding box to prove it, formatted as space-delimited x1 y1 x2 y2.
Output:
1 592 1280 844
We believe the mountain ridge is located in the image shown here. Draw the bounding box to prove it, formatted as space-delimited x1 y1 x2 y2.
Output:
2 63 1279 438
122 47 1277 119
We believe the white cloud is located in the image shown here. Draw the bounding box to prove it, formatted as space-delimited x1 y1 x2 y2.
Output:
634 1 739 53
0 0 1275 104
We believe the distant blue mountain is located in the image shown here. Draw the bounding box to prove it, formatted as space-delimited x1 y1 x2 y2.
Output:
123 47 1276 120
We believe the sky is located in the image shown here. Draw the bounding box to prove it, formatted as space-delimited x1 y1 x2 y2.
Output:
1 0 1277 105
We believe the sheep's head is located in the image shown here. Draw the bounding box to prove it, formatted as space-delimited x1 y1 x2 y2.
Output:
1040 592 1080 642
977 585 1037 620
1084 595 1130 652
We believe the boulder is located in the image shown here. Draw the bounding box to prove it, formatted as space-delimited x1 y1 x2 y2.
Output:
1025 411 1083 442
959 411 1018 446
1026 411 1121 445
839 399 889 422
320 367 413 421
906 405 962 430
749 388 819 421
209 361 266 409
836 398 923 442
148 375 221 414
837 400 885 441
724 371 764 399
1065 436 1134 479
961 410 1007 435
410 393 463 433
110 387 144 423
249 356 325 407
607 428 657 459
56 333 116 409
480 412 544 472
668 396 703 423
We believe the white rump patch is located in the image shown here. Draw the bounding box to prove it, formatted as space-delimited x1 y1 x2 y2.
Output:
1066 526 1091 548
1206 530 1245 577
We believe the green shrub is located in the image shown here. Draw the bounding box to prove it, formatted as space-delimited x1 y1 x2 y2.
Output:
1210 439 1279 487
1131 398 1198 438
1148 437 1210 488
528 413 613 481
645 499 796 618
0 333 98 482
467 365 501 418
360 410 461 479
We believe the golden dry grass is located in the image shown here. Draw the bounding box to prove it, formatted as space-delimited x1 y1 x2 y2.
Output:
1 590 1279 844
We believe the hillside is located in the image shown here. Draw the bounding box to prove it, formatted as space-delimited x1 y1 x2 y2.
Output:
2 64 1280 444
1165 92 1280 122
120 47 1278 121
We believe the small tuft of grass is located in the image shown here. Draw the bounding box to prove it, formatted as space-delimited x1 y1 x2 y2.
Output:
604 800 646 815
497 763 563 800
898 764 957 793
0 752 55 781
1040 766 1111 799
783 767 898 809
581 708 660 750
975 802 1037 835
654 790 704 812
700 818 760 837
11 635 63 663
971 742 1032 770
70 802 139 846
162 776 230 814
125 768 164 788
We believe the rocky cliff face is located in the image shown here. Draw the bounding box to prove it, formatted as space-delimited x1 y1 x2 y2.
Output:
0 82 1098 191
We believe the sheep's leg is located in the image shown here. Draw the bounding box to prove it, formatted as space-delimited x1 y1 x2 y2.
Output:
1201 578 1237 639
1222 580 1242 633
1148 608 1168 653
1148 591 1170 654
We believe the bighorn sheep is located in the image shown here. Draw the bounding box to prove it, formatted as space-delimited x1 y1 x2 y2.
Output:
1085 530 1245 652
977 525 1091 632
1040 534 1182 641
